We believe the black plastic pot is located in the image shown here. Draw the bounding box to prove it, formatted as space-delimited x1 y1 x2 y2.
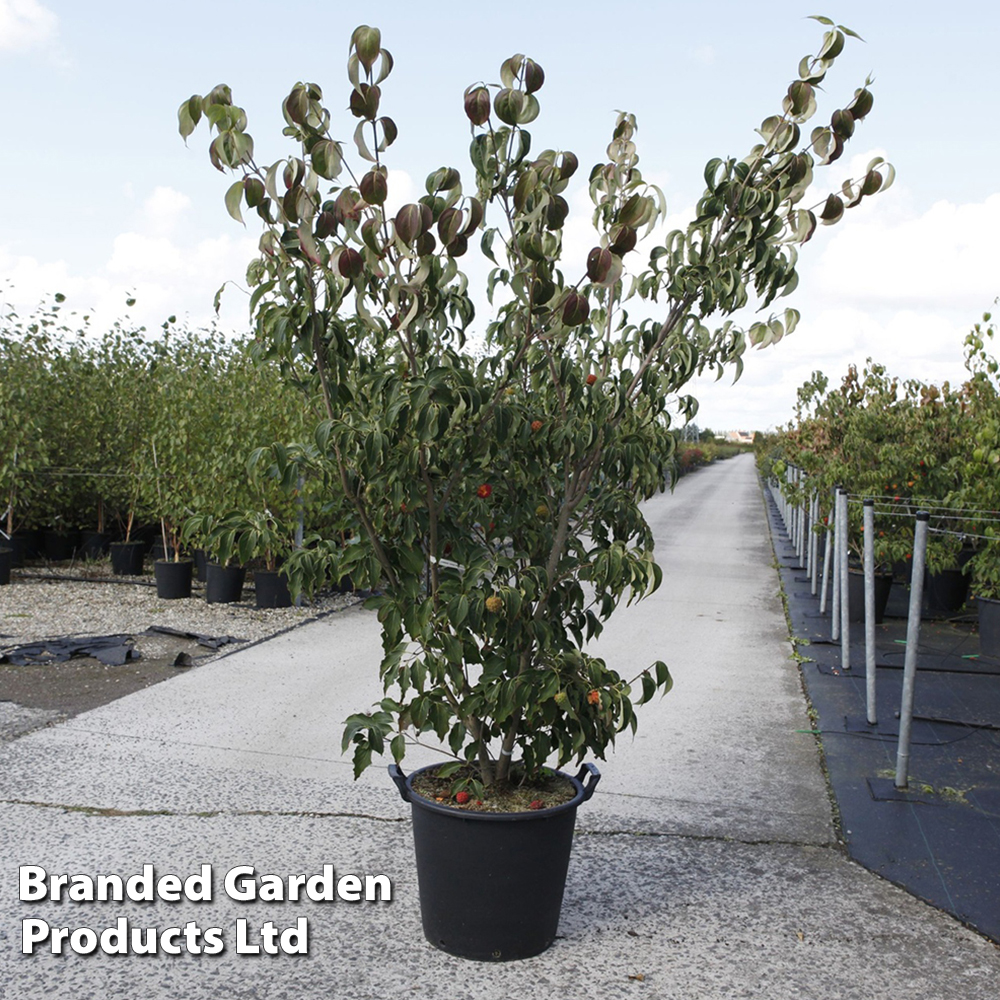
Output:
978 597 1000 658
390 762 600 961
42 529 79 561
193 548 208 583
206 563 246 604
0 545 11 586
848 569 893 624
154 558 194 600
254 569 292 609
7 530 41 566
79 530 109 560
924 568 971 616
110 540 145 576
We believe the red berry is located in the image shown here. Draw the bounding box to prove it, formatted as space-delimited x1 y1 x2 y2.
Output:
531 419 543 432
477 483 492 498
529 800 545 810
586 374 597 386
455 791 470 805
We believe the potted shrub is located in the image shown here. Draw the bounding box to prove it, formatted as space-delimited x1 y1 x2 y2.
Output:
184 511 247 604
181 17 888 958
189 505 295 608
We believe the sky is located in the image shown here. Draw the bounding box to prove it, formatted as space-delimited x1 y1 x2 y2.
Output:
1 0 997 433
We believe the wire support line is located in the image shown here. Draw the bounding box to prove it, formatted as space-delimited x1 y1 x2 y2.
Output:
18 468 162 479
927 526 998 543
845 494 1000 517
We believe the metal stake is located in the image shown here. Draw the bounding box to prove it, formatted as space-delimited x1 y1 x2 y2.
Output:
896 511 929 789
839 488 851 671
863 498 877 724
830 488 841 637
810 493 820 595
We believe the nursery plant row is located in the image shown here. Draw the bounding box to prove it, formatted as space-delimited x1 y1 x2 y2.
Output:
756 309 1000 605
0 298 352 598
0 298 746 601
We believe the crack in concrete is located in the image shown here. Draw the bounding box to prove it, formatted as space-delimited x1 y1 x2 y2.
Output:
2 797 839 851
1 798 406 823
578 825 843 851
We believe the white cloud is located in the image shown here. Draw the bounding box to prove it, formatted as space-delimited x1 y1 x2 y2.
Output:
140 186 192 236
0 0 57 53
815 193 1000 310
0 184 259 337
383 169 416 217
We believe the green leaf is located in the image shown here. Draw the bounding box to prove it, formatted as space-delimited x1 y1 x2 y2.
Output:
654 661 673 694
177 95 202 140
224 181 244 224
819 193 844 225
353 121 376 163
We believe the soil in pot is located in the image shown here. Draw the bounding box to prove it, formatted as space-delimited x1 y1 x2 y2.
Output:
0 546 11 586
847 569 893 624
154 558 194 600
110 540 145 576
206 563 246 604
254 569 292 609
410 764 577 813
391 762 600 961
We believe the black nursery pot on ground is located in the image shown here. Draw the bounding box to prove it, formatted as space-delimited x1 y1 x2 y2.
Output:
79 530 109 560
848 569 893 624
6 530 41 566
924 568 971 616
978 597 1000 659
109 540 145 576
42 529 79 562
205 563 246 604
154 558 194 600
253 569 292 609
0 545 11 586
389 762 600 962
193 548 208 582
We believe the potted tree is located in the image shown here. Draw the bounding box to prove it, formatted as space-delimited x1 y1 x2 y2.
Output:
181 17 888 958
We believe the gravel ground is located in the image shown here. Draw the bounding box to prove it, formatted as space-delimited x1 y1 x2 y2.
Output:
0 563 362 739
0 569 358 646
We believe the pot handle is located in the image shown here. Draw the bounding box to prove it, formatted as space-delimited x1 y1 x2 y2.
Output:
576 762 601 801
388 763 410 803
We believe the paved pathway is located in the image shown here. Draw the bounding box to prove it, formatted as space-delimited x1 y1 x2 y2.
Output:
2 453 998 998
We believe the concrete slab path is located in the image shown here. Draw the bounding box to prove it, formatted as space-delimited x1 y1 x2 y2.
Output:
3 453 998 998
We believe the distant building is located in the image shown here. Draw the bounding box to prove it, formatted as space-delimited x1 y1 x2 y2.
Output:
723 430 756 444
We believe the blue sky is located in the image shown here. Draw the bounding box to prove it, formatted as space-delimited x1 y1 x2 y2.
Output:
1 1 997 431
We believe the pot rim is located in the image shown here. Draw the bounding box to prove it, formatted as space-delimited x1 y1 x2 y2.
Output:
389 761 600 822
